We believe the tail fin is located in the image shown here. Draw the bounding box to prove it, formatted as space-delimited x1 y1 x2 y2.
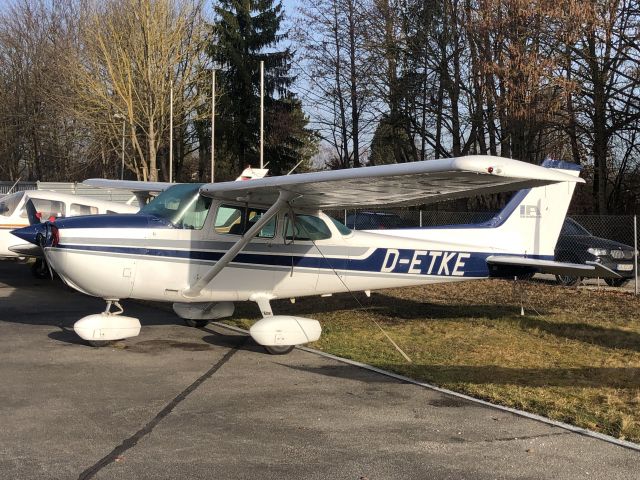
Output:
491 160 581 257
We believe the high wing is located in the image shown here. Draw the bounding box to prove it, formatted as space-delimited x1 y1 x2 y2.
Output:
198 155 583 209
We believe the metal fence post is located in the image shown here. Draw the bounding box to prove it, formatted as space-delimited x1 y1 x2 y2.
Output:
634 215 638 296
344 209 347 225
419 210 423 227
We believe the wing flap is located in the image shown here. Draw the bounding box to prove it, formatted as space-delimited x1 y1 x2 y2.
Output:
486 256 621 278
199 156 583 209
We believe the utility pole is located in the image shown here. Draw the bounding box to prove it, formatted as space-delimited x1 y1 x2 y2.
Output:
114 113 125 180
169 82 174 183
260 60 264 169
211 69 216 183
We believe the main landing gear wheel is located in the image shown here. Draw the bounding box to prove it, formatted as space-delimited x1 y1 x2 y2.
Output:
88 340 110 348
264 345 295 355
605 278 628 287
183 319 209 328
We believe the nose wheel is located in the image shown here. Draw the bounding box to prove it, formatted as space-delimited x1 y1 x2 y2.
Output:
264 345 295 355
31 258 51 279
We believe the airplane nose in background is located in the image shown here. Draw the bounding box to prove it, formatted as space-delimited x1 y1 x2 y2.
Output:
11 224 45 246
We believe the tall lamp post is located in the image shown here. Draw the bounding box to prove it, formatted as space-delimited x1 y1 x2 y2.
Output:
114 113 126 180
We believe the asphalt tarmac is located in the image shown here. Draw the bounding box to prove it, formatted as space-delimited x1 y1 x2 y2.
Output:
0 261 638 479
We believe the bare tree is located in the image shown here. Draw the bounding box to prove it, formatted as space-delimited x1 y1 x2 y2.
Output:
0 0 82 181
295 0 373 169
69 0 206 181
568 0 640 213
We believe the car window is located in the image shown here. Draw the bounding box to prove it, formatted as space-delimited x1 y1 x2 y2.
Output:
561 219 591 236
285 214 332 241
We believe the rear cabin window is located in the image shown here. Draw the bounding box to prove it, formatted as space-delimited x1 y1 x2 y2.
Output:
284 214 332 241
329 217 352 235
71 203 98 216
214 205 276 238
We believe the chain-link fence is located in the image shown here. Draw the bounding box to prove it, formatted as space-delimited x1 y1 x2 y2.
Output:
327 209 639 293
0 181 38 195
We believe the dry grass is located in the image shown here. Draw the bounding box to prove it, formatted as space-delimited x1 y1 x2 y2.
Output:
226 279 640 443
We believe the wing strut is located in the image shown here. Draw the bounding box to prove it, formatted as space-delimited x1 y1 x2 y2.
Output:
182 190 294 298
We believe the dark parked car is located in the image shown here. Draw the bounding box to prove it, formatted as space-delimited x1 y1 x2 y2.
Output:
554 218 637 287
345 212 406 230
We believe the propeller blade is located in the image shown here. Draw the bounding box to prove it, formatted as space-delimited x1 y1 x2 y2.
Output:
35 223 54 279
24 198 41 226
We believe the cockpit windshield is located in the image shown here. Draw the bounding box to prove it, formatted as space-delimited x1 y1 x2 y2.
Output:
140 183 211 229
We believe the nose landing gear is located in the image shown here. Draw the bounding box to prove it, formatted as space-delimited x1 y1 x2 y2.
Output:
73 300 141 347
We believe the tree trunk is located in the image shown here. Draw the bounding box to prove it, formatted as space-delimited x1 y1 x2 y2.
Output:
148 119 157 182
588 33 608 213
332 0 349 168
347 0 360 167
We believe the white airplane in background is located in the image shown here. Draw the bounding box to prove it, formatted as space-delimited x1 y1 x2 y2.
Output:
12 156 621 352
1 190 138 276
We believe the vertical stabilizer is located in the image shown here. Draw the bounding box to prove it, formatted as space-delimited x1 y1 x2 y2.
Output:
491 160 581 257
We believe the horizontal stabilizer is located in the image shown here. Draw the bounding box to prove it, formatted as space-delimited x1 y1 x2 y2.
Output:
486 256 621 278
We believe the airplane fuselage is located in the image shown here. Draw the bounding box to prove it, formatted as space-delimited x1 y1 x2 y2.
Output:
42 210 534 304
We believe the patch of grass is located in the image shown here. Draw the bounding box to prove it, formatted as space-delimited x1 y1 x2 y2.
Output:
224 280 640 443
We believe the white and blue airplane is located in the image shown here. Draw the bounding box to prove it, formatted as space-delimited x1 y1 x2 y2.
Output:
12 156 619 352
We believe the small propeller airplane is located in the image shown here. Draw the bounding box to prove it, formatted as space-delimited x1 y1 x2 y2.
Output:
12 156 621 352
1 190 138 276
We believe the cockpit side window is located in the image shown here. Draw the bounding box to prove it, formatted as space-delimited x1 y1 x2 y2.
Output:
284 214 332 241
178 195 212 229
214 204 276 238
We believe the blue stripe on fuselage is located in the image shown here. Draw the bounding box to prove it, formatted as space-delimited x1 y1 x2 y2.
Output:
55 244 553 278
52 214 173 229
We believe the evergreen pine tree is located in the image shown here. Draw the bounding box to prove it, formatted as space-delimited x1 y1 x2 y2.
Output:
210 0 316 176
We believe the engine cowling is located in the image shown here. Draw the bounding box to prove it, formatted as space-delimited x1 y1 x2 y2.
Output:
249 316 321 347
